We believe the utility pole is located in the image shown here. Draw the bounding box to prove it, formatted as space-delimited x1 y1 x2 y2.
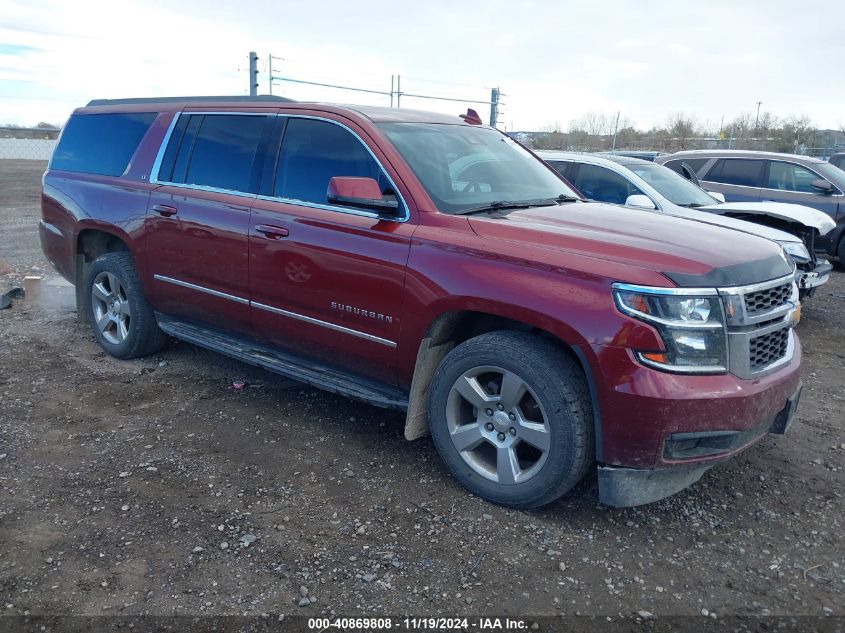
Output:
611 110 621 150
489 87 500 128
268 54 273 95
396 75 401 107
754 100 762 136
248 51 259 96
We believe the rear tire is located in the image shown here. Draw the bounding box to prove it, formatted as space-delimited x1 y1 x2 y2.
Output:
83 251 167 359
427 331 594 509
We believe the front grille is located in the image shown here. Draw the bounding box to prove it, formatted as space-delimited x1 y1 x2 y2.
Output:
744 282 792 315
749 328 790 370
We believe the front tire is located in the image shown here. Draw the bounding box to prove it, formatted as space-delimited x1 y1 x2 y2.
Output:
427 331 594 509
84 251 166 359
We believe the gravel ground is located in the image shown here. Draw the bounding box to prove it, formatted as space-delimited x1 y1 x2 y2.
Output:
1 160 843 630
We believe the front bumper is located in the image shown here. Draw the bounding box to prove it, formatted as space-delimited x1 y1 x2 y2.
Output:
598 382 802 507
797 259 832 291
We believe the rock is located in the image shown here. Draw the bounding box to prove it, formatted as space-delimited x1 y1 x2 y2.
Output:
656 586 664 593
217 525 225 532
558 562 566 572
121 505 130 511
159 361 169 368
309 596 317 604
192 546 204 553
239 533 257 546
482 513 493 521
299 586 309 597
637 611 654 620
118 471 130 478
465 597 473 604
701 608 709 616
220 541 229 550
362 573 377 583
298 597 310 607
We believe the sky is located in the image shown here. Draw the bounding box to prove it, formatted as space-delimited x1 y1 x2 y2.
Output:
1 0 844 131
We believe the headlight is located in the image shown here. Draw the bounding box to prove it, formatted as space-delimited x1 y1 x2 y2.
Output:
613 284 727 373
779 241 810 264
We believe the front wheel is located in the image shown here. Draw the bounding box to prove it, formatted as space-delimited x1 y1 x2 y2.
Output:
427 331 594 509
84 251 166 359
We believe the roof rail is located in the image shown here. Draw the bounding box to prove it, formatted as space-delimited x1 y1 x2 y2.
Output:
86 95 296 106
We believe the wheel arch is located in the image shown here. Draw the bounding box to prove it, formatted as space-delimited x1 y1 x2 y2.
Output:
403 307 602 451
73 224 135 321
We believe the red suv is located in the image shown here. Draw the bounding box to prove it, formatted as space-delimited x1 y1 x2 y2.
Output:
40 96 803 508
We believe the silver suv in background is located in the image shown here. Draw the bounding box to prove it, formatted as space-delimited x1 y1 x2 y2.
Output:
656 150 845 265
539 151 833 298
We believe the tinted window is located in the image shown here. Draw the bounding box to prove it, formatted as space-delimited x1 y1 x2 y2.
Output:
663 158 709 177
572 164 645 205
51 112 156 176
178 114 269 192
828 155 844 170
275 118 384 204
706 159 763 187
547 160 573 180
767 161 823 193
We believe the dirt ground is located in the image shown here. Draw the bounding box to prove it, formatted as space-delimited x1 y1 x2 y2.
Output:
1 160 843 629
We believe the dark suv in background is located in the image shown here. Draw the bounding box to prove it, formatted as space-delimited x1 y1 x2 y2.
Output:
656 150 845 264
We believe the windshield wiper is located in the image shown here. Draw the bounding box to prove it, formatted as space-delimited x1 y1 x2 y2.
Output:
453 200 539 216
678 202 706 208
454 195 578 216
552 194 580 204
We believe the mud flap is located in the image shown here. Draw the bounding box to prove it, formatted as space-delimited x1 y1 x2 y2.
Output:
597 464 711 508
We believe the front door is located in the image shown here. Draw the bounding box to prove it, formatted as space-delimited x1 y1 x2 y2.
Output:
249 116 415 384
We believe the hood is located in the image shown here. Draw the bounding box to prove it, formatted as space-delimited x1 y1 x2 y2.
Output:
666 205 801 244
468 202 793 287
699 201 835 235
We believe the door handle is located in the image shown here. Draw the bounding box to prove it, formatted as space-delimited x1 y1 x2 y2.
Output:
255 224 289 239
152 204 178 217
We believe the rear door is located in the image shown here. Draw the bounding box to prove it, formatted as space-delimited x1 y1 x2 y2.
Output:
146 110 275 333
248 115 415 384
699 158 763 202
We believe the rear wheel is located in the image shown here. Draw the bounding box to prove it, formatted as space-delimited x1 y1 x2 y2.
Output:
84 252 166 359
427 331 594 509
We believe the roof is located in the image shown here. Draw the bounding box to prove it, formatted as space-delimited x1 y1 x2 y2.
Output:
536 150 654 168
86 95 296 106
80 96 473 126
663 148 826 164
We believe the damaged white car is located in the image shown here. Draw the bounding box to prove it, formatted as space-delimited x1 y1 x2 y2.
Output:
539 151 834 299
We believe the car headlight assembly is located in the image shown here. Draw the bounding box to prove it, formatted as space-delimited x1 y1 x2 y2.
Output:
779 241 810 264
613 284 728 374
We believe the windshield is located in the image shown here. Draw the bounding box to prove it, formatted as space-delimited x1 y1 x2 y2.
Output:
626 163 719 207
379 123 578 214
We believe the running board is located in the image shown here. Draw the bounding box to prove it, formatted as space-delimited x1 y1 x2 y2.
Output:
156 315 409 410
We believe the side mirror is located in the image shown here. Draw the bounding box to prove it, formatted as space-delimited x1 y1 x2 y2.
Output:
811 178 834 194
327 177 400 214
625 194 656 209
707 191 726 203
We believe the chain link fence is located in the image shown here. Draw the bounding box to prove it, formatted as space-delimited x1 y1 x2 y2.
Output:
0 127 60 160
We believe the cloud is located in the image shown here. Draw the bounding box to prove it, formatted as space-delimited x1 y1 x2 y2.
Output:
0 0 843 130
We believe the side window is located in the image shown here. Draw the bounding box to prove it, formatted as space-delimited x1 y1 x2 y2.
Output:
546 160 572 179
573 164 644 205
169 114 270 192
830 155 844 170
274 118 385 204
767 161 823 193
705 159 763 187
664 158 708 177
51 112 157 176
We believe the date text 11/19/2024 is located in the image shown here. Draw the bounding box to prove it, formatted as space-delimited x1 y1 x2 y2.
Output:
307 617 532 630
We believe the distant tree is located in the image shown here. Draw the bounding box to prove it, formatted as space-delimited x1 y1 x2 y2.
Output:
666 112 698 149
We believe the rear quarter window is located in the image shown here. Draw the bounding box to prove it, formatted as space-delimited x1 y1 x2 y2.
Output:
51 112 157 176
